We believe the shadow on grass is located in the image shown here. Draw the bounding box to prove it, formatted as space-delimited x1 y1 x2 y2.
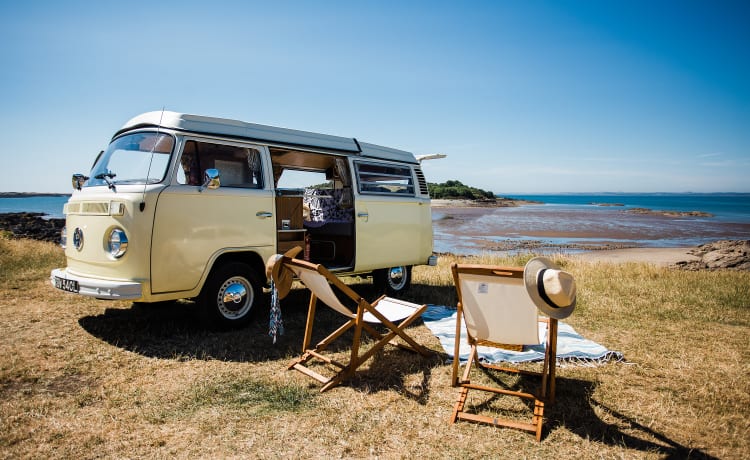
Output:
78 287 341 362
547 377 717 458
77 281 445 403
456 373 716 456
78 282 450 374
446 355 716 456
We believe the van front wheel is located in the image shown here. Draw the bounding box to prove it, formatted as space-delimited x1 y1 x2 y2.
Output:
374 265 412 296
200 262 261 329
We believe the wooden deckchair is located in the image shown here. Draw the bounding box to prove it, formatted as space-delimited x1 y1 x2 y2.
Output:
450 263 559 441
282 257 431 392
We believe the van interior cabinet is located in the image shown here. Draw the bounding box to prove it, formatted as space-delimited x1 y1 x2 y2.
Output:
276 196 306 254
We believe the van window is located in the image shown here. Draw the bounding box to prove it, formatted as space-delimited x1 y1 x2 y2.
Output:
177 140 264 189
355 161 415 196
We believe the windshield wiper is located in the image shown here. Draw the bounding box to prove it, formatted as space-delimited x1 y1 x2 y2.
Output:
95 171 117 191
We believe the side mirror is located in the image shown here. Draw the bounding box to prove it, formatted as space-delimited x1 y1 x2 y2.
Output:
72 174 89 191
200 168 220 192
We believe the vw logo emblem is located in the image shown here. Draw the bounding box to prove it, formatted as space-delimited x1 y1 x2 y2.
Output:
73 227 84 251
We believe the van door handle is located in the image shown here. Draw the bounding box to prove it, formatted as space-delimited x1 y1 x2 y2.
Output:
256 211 273 218
357 212 369 218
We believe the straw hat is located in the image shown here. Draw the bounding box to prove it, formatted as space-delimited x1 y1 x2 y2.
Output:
265 246 303 299
523 257 576 319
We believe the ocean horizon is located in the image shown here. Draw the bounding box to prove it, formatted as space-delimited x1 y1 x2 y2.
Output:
0 195 70 219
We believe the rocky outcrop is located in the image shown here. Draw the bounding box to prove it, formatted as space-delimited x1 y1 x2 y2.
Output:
672 240 750 271
0 213 65 243
626 207 714 218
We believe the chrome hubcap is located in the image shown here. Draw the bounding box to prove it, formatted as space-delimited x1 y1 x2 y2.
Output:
387 266 406 290
217 277 253 318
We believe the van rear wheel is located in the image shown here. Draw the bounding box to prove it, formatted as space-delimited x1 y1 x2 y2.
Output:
374 265 412 296
200 262 261 329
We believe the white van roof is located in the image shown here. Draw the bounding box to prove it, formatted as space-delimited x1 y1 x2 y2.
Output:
118 111 419 165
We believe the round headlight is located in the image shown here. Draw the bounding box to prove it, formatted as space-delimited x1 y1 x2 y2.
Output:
108 228 128 258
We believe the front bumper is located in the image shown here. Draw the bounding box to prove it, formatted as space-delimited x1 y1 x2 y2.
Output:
50 268 142 300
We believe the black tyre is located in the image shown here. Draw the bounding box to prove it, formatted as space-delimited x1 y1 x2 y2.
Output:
199 262 262 329
373 265 412 296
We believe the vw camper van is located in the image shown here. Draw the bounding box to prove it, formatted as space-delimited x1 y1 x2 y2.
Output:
51 111 436 327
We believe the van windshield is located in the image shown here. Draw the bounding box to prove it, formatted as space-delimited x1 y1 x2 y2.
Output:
87 132 174 187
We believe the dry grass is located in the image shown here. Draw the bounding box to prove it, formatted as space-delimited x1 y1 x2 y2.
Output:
1 236 749 459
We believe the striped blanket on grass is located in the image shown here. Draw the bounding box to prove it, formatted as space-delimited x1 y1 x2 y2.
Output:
422 305 623 366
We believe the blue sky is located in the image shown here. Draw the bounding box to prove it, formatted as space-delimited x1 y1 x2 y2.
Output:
1 1 748 194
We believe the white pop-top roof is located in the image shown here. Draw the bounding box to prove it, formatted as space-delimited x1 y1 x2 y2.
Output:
118 111 418 164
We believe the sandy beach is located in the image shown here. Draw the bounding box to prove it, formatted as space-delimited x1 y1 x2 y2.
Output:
573 247 700 266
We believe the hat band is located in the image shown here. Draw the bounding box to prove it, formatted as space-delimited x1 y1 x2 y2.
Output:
536 269 557 308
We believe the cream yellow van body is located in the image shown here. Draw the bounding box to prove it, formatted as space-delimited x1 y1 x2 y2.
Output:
51 111 436 327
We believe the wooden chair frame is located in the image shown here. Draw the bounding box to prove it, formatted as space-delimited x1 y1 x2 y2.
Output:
450 263 558 441
283 257 431 392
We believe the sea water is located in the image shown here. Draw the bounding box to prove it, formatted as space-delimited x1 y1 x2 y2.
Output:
0 195 69 218
507 193 750 223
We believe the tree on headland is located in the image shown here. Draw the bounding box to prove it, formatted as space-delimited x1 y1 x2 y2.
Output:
428 180 495 200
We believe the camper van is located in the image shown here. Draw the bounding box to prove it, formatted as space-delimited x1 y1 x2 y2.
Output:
51 111 436 327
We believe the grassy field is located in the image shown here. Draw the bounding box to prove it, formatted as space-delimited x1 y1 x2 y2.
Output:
1 235 748 459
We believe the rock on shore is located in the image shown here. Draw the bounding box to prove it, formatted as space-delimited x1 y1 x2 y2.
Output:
672 240 750 271
0 213 65 243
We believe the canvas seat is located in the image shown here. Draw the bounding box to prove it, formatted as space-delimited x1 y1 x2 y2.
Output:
275 255 431 392
449 258 576 441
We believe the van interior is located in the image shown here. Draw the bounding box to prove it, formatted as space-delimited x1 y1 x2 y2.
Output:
270 147 355 270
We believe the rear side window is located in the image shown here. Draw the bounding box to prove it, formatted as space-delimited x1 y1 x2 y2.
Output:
355 161 415 196
177 140 264 189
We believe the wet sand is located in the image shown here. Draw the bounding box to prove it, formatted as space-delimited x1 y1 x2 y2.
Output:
431 201 750 263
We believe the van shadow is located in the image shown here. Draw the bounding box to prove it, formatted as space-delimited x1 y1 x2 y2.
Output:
77 281 452 367
78 281 450 403
77 287 354 362
78 298 294 362
544 377 717 458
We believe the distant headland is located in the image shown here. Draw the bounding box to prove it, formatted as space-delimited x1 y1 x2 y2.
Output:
428 180 542 207
430 197 542 207
0 192 70 197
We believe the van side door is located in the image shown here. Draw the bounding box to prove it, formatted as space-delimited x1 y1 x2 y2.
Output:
353 160 432 272
150 138 275 294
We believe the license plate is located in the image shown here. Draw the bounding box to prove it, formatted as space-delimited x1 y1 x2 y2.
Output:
55 276 79 293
